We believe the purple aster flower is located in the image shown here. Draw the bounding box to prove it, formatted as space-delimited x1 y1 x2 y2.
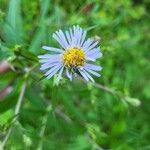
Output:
38 25 102 84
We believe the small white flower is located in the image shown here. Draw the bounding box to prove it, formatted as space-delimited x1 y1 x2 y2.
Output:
38 25 102 83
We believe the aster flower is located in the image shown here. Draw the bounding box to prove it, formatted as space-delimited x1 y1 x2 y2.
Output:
38 25 102 83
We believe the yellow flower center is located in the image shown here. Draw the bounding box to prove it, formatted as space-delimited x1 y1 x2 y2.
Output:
63 47 85 67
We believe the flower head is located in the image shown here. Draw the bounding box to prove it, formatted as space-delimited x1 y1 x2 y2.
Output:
38 25 102 83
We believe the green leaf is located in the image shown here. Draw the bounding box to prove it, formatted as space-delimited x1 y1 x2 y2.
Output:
20 49 38 62
29 0 50 53
0 109 14 126
0 44 13 59
0 79 23 113
59 90 85 122
39 0 50 20
29 26 46 53
124 97 141 107
26 87 46 111
3 0 24 45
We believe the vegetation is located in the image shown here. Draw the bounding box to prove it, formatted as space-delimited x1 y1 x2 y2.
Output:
0 0 150 149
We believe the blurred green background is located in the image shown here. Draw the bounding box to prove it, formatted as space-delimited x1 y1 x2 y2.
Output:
0 0 150 149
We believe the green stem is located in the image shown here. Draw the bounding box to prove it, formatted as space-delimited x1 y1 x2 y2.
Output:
0 81 27 149
37 86 58 150
37 105 52 150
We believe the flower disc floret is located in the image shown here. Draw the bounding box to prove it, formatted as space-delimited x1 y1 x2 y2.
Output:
63 47 85 67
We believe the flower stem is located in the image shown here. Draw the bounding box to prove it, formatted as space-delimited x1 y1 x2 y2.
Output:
37 105 52 150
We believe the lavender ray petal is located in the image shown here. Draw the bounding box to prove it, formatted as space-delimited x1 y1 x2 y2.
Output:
78 69 89 81
39 56 60 63
55 66 64 83
40 62 60 70
65 31 71 44
86 41 99 52
89 52 102 59
53 33 66 49
84 63 102 71
46 65 62 79
82 69 95 82
71 26 78 46
85 57 96 62
76 26 83 46
56 30 69 48
86 48 102 59
86 50 102 59
80 30 87 46
66 68 72 81
38 54 60 59
84 68 101 77
82 39 94 51
69 28 73 45
42 46 64 53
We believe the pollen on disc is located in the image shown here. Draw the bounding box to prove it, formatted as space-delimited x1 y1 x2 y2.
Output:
63 47 85 67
